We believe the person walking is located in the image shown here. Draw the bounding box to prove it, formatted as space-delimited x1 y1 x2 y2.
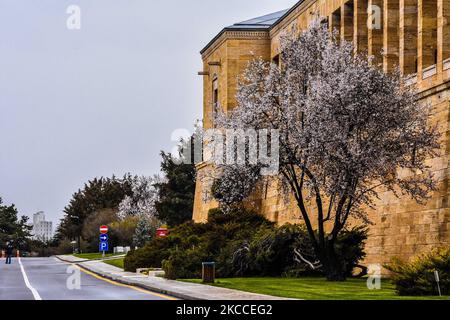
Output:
5 241 14 264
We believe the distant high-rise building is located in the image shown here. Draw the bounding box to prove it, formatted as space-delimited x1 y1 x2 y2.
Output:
32 211 53 242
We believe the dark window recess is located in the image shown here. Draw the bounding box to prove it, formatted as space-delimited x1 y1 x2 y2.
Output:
320 16 329 29
272 54 280 67
212 79 219 125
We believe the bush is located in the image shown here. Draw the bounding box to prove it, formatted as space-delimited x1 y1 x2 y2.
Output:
335 226 368 277
162 249 207 280
124 221 207 272
385 246 450 296
245 225 367 278
247 224 307 277
53 239 75 255
125 209 272 275
81 209 118 252
125 208 368 280
124 237 171 271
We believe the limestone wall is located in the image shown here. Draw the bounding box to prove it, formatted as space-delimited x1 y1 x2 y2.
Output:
193 0 450 265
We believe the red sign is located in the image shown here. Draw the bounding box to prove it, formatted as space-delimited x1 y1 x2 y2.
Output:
100 225 109 234
156 228 169 238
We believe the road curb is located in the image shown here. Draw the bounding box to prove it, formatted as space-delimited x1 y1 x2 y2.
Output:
55 255 199 300
79 264 198 300
55 255 293 300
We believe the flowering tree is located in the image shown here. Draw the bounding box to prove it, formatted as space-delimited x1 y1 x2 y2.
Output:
118 175 161 219
209 22 440 281
118 175 163 247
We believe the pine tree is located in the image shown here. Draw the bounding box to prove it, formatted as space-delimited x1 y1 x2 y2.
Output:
154 151 196 227
132 217 155 248
0 197 32 249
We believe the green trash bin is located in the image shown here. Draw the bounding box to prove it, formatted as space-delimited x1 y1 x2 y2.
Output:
202 262 216 283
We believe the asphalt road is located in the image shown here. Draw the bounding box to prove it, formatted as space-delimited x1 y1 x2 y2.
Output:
0 257 174 300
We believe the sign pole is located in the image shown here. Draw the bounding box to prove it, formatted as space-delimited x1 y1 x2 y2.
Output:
99 225 109 259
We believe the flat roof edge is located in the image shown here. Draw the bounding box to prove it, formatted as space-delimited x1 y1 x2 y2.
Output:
199 1 305 56
200 26 269 55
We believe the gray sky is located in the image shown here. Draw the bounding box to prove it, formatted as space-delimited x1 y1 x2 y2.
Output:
0 0 297 226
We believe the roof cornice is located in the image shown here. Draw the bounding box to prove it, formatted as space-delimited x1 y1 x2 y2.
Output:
200 29 270 59
199 1 306 58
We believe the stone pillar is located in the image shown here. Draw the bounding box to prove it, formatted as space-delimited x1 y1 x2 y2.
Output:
384 0 400 72
354 0 369 53
400 0 418 75
418 0 438 75
368 0 384 66
342 0 355 43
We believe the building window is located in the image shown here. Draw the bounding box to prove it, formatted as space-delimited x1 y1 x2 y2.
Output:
444 0 450 62
320 16 329 29
401 0 418 75
422 0 438 69
342 1 354 42
272 54 280 67
331 8 341 42
212 78 219 125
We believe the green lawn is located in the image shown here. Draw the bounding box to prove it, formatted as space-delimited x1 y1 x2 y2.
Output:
182 277 450 300
73 253 123 260
104 258 124 269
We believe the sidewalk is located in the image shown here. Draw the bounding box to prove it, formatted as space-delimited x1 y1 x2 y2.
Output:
56 255 293 300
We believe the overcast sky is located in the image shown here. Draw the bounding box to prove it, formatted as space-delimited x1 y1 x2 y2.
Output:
0 0 298 226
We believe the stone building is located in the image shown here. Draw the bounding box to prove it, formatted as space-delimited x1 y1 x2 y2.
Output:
193 0 450 266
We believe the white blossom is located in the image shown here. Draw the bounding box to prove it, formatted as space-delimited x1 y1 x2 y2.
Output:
201 21 440 279
118 175 162 220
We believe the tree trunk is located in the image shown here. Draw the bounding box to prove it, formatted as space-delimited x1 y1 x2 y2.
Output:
291 187 347 281
321 242 346 281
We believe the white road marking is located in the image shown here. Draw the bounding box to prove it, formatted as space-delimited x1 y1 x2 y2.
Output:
18 258 42 301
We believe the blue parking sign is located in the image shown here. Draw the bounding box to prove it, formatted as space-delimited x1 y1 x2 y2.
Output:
99 241 109 252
